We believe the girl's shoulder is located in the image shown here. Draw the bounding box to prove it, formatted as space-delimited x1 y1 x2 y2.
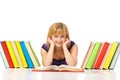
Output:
41 43 49 52
68 40 75 51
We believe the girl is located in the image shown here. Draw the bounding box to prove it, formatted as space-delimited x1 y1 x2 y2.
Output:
41 22 78 66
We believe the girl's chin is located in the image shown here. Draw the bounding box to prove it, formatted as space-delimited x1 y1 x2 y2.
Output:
55 44 62 47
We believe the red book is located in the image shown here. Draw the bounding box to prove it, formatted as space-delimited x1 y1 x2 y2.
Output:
1 41 14 68
94 42 110 69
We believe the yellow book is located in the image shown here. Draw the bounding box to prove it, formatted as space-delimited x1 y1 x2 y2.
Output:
6 41 19 68
12 41 23 68
109 44 120 69
103 42 118 69
14 41 28 67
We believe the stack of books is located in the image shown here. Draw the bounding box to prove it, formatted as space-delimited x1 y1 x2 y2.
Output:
81 42 120 70
0 41 40 68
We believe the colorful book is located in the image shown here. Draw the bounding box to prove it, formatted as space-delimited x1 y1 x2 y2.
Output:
20 41 34 68
28 41 40 67
1 41 14 68
6 41 19 68
103 42 118 69
92 42 103 68
25 41 40 67
81 42 95 68
85 42 101 69
14 41 28 68
0 42 9 68
94 42 110 69
11 41 23 68
100 43 112 69
109 43 120 69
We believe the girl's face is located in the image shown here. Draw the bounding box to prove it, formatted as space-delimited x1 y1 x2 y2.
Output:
51 34 67 47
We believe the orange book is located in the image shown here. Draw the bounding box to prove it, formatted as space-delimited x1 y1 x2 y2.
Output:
94 42 110 69
92 42 103 68
100 43 112 69
1 41 14 68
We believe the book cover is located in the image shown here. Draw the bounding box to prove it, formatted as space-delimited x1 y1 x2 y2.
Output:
94 42 110 69
6 41 19 68
14 41 28 68
1 41 14 68
100 43 112 69
25 41 40 67
85 42 101 69
11 41 23 68
92 42 103 68
103 42 118 69
20 41 34 68
81 42 95 69
32 65 84 72
28 41 40 67
0 42 9 68
109 43 120 69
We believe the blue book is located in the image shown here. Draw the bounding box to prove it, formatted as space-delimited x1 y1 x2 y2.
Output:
20 41 34 68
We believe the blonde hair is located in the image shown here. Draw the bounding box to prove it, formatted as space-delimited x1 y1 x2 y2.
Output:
46 22 70 46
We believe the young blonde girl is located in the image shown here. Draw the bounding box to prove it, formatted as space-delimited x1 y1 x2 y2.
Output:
41 22 78 66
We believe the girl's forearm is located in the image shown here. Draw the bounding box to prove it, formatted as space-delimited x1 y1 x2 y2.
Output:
63 45 76 66
43 44 54 66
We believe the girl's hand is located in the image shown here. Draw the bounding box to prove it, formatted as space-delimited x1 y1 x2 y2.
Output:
63 38 70 47
47 37 55 46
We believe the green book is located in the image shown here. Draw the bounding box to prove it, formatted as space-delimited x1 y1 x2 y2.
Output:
28 41 40 67
85 42 101 69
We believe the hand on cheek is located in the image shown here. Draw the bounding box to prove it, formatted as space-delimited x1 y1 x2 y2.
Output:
48 37 55 45
63 38 70 46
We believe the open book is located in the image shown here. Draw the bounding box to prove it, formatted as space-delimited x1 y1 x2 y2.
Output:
32 65 84 72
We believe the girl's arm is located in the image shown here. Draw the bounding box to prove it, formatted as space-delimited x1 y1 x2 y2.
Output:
63 40 78 66
41 38 55 66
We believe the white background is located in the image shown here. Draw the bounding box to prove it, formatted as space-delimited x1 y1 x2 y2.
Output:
0 0 120 71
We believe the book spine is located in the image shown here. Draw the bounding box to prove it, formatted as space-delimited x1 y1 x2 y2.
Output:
20 41 34 68
85 42 101 69
81 42 95 68
14 41 28 67
11 41 23 68
6 41 19 68
103 42 118 69
94 42 109 69
1 41 14 68
0 42 9 68
109 43 120 69
25 42 37 67
28 41 40 66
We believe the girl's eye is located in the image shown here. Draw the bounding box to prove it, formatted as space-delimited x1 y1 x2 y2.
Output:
61 36 64 38
61 35 66 38
54 36 58 38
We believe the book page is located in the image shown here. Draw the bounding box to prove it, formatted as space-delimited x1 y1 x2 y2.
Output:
58 65 84 72
32 65 84 72
34 65 58 70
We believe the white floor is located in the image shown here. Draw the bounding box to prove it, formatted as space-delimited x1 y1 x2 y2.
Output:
0 68 119 80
